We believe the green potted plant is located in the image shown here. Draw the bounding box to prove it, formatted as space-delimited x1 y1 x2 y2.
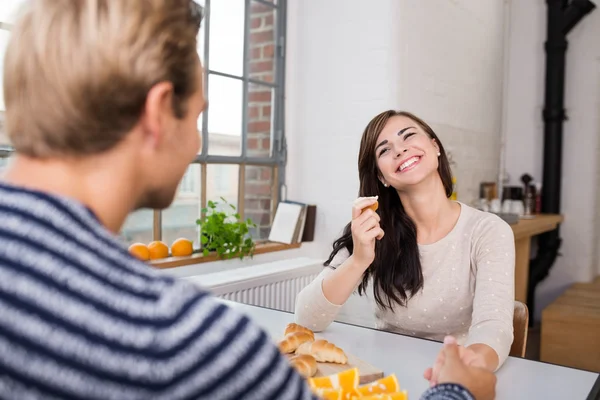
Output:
196 197 257 260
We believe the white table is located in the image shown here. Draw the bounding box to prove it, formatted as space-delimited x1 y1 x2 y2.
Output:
224 301 600 400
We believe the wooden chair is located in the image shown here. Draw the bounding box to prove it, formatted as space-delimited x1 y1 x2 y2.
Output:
510 301 529 357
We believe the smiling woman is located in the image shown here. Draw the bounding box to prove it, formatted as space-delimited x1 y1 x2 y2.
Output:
295 110 516 380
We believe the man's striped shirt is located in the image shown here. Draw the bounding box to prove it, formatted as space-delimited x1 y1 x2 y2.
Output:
0 181 316 399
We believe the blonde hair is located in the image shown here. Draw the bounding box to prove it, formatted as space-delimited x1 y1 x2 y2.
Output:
3 0 203 157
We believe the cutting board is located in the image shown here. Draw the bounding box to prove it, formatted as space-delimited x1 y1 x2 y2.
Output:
287 352 384 385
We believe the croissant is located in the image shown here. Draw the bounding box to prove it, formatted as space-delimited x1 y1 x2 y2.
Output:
295 339 347 364
278 331 314 354
289 354 317 378
284 323 315 339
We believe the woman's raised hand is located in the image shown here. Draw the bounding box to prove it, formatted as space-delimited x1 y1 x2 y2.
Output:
350 197 384 268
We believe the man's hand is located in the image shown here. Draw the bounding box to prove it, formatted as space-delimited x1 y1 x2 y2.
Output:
425 336 497 400
424 340 487 386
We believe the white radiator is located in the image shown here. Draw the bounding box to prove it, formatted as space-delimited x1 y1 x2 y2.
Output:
183 257 323 312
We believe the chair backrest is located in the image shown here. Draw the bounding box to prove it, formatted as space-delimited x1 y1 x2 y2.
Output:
510 301 529 357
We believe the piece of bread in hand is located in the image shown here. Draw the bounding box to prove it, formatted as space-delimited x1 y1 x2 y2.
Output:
354 196 379 213
279 331 314 354
289 354 318 378
284 323 315 339
364 201 378 212
295 339 348 364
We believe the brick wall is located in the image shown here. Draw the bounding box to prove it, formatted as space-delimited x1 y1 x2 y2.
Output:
245 3 276 239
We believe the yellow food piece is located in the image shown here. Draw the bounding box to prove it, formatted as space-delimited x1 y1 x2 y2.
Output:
358 391 408 400
308 368 406 400
147 241 169 259
308 367 359 391
314 387 343 400
128 243 150 261
171 238 193 257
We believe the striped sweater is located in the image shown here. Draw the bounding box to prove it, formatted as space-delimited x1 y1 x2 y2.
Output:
0 181 317 399
0 181 473 400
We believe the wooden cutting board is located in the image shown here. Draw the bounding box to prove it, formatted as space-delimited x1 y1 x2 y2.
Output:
286 352 384 385
313 353 384 384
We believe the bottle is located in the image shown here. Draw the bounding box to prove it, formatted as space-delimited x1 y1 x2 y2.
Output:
447 149 458 201
450 176 457 201
535 183 542 214
523 184 535 217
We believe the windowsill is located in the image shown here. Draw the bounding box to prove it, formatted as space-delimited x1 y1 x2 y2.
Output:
150 242 302 269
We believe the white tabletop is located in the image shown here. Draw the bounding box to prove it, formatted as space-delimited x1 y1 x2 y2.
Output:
224 300 599 400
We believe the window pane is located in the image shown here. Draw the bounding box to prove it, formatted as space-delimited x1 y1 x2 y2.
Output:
121 209 154 245
196 1 206 69
208 75 242 156
196 9 206 154
247 83 273 158
249 2 276 84
244 165 273 240
207 164 239 211
162 164 202 249
208 0 244 77
0 29 10 113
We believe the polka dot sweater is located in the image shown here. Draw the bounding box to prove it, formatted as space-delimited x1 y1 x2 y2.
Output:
295 203 515 369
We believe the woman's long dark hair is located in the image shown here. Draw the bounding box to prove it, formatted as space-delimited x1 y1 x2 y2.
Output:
324 110 453 310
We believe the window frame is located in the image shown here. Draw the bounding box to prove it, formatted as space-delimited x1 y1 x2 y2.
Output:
153 0 288 242
0 0 289 252
0 20 10 155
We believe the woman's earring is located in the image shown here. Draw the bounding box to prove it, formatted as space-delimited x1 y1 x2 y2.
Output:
437 152 441 157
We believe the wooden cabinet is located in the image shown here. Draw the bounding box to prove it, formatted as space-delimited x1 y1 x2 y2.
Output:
541 280 600 372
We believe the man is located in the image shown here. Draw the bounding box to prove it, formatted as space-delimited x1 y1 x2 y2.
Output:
0 0 495 399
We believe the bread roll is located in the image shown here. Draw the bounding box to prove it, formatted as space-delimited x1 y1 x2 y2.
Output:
295 339 347 364
289 354 317 378
364 201 379 212
284 323 315 339
354 196 379 213
278 331 314 354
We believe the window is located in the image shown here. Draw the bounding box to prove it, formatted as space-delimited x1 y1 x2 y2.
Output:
122 0 287 246
0 0 288 251
0 1 25 150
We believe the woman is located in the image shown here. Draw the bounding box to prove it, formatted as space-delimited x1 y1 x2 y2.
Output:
295 110 515 376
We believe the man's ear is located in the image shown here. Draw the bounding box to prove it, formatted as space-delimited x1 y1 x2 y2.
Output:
140 81 176 148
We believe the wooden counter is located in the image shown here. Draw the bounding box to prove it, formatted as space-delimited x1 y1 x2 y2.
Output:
510 214 564 303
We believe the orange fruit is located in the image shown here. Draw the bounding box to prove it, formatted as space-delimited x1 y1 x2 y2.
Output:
308 375 334 390
337 368 359 391
355 374 400 396
171 238 193 257
358 391 408 400
128 243 150 261
308 368 359 393
313 388 342 400
147 241 169 259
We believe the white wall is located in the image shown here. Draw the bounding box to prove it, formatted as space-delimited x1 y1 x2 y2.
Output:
285 0 403 258
503 1 600 319
285 0 506 260
395 1 506 204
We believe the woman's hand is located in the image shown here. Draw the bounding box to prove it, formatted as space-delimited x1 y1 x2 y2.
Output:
350 197 384 268
424 341 488 387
